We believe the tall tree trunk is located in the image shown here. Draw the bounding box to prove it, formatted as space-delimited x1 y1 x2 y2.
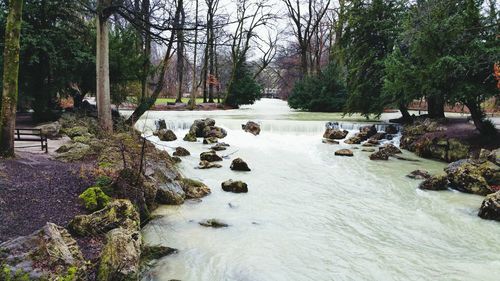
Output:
176 0 185 103
190 0 199 109
208 13 215 103
141 0 151 101
202 43 208 103
96 0 113 133
0 0 23 157
427 95 445 119
398 102 412 123
300 45 308 76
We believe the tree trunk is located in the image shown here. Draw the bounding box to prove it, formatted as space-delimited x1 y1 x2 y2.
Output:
0 0 23 157
427 95 445 119
208 14 215 103
202 43 208 103
300 45 308 76
466 100 495 135
175 0 185 103
190 0 199 109
398 103 412 123
96 0 113 133
141 0 151 101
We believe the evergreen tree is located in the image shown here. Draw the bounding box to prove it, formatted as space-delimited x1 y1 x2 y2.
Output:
225 61 261 108
342 0 402 118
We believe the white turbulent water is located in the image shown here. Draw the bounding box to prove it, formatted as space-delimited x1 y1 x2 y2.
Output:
129 99 500 281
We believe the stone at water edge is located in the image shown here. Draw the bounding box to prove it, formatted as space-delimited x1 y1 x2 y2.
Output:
478 191 500 221
199 219 229 228
322 139 340 144
183 132 197 142
488 149 499 166
221 179 248 193
230 158 251 171
172 156 182 163
200 150 222 162
242 121 261 135
379 144 402 155
211 143 229 151
369 150 389 160
323 128 348 140
361 148 376 153
385 124 399 134
156 181 185 205
173 146 190 156
335 149 354 157
370 132 387 141
98 227 141 281
418 174 448 191
180 178 211 199
0 223 86 280
155 119 167 130
444 160 495 196
203 137 219 144
203 126 227 138
198 160 222 169
157 129 177 141
406 170 431 180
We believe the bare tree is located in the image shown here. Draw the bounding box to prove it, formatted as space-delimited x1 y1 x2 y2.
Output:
282 0 331 76
96 0 113 133
253 31 280 79
175 0 186 103
190 0 200 108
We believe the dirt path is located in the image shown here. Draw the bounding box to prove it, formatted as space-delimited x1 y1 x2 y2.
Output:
0 152 94 242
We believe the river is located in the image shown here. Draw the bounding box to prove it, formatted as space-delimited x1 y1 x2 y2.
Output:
132 99 500 281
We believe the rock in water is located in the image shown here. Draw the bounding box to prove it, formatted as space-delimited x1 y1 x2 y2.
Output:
173 146 190 156
200 151 222 162
361 148 376 152
183 132 197 142
180 178 211 199
98 228 141 281
0 223 86 280
335 149 354 157
199 219 229 228
369 150 389 160
406 170 431 180
322 139 340 144
198 160 222 169
445 160 495 195
418 174 448 191
221 179 248 193
155 119 167 130
203 126 227 138
230 158 251 171
478 191 500 221
211 143 229 151
203 137 219 144
385 124 398 134
323 128 348 140
242 121 261 135
157 129 177 141
156 181 185 205
379 144 402 155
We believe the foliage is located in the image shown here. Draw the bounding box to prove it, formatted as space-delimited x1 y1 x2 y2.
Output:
342 0 402 117
288 63 347 112
225 61 262 107
0 264 30 281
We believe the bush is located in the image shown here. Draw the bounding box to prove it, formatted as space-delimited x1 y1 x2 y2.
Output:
288 63 347 112
225 62 262 107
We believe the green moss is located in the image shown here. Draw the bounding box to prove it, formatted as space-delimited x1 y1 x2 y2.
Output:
72 135 92 144
180 178 204 187
95 175 113 187
79 187 111 212
0 264 30 281
59 266 78 281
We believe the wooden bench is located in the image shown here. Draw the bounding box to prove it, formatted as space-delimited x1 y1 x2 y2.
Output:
14 128 48 153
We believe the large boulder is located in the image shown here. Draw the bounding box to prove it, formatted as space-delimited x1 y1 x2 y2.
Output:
98 228 141 281
242 121 261 136
173 146 190 156
200 151 222 162
63 126 89 138
230 158 251 171
359 125 377 139
418 174 448 191
203 126 227 139
335 149 354 157
344 135 362 145
189 118 216 137
183 132 197 142
369 132 387 141
68 199 140 236
180 178 211 199
221 180 248 193
0 223 86 280
478 191 500 221
157 129 177 141
155 119 167 130
445 160 495 195
156 181 185 205
36 121 62 139
323 128 348 140
55 142 92 162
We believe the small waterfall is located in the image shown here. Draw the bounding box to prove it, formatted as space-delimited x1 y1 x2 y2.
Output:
325 121 401 132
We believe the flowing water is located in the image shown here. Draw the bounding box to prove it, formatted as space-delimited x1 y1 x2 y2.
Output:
130 99 500 281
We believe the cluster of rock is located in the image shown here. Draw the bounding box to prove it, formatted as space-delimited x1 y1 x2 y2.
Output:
400 118 469 162
414 149 500 220
183 118 227 142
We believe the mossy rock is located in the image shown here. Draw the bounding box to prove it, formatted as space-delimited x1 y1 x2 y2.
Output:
445 161 493 195
179 178 211 199
140 245 177 267
72 134 93 144
55 143 92 162
183 133 197 142
98 228 141 281
447 139 469 162
63 126 89 138
418 174 448 191
68 199 140 236
79 186 111 212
